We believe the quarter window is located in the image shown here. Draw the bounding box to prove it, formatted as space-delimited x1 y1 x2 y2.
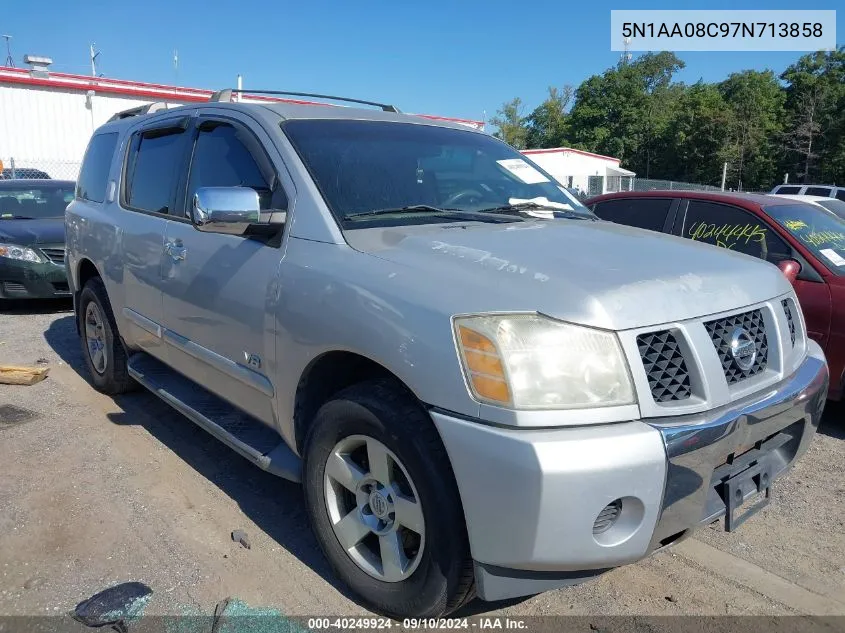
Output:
804 186 832 197
683 201 790 261
593 198 673 232
124 128 187 214
77 132 118 203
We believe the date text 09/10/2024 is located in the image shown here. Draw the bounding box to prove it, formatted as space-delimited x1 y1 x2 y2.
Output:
307 618 528 630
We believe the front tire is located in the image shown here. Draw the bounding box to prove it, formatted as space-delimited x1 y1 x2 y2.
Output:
303 380 475 618
77 277 136 395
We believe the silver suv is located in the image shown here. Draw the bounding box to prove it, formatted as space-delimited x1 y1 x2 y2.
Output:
66 93 829 618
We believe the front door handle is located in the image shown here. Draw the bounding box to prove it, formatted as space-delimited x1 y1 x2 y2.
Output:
164 240 186 261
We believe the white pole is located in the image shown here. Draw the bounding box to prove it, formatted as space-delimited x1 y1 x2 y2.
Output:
236 74 242 102
721 162 728 191
90 44 96 76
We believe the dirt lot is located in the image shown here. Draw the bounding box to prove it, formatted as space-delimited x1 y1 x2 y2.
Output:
1 299 844 621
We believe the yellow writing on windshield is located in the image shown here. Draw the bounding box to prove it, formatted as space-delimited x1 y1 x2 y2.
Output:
688 222 767 246
800 231 845 248
784 219 807 230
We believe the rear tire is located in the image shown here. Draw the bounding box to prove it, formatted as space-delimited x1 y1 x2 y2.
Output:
303 380 475 618
77 277 136 395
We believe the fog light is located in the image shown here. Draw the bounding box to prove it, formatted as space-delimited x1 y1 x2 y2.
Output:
593 499 623 534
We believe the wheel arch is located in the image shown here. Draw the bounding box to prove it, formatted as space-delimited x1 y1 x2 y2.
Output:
293 350 424 453
73 258 102 334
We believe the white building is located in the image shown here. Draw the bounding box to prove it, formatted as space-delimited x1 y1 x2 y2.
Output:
521 147 635 196
0 62 484 181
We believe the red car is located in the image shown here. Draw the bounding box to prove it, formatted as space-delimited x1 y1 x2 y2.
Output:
586 191 845 401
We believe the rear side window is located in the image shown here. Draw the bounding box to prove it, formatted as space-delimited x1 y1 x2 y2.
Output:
836 189 845 201
804 186 832 197
683 201 790 261
124 128 187 214
77 132 118 203
592 198 673 232
773 185 801 194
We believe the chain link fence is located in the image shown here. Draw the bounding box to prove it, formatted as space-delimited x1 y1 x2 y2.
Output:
1 158 81 182
630 178 722 192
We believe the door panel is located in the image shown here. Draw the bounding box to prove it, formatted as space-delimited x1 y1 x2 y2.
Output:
793 279 832 349
119 211 167 357
160 224 279 424
159 112 287 426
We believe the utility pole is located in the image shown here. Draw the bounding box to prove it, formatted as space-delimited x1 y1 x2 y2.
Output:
721 162 728 191
2 35 14 67
90 43 100 77
173 49 178 83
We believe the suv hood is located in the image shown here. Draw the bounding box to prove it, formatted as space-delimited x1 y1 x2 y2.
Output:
0 218 65 245
345 219 792 331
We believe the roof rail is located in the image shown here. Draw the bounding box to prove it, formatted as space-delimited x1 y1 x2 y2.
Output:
107 102 169 122
209 89 400 113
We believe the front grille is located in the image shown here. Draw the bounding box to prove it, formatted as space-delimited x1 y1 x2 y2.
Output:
782 299 796 347
705 309 768 385
1 282 27 294
593 499 623 534
637 330 691 402
39 247 65 265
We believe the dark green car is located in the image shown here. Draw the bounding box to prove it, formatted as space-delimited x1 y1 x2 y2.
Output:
0 179 74 300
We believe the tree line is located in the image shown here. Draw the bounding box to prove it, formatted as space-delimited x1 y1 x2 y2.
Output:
490 48 845 191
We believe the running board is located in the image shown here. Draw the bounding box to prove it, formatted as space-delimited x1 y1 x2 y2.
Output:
127 353 301 482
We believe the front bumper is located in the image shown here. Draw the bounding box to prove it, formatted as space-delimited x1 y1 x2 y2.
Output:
0 258 70 299
431 343 828 602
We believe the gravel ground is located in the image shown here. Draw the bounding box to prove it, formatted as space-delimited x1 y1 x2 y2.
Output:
0 299 843 622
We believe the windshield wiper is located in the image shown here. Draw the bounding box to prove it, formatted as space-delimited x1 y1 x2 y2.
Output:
343 205 521 223
477 202 597 220
0 215 36 220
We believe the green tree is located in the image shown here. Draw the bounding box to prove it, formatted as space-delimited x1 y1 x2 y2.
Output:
718 70 785 190
490 98 529 149
664 82 732 185
567 52 685 177
524 86 573 149
780 47 845 184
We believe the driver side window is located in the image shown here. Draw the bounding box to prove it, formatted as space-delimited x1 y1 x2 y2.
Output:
186 121 286 219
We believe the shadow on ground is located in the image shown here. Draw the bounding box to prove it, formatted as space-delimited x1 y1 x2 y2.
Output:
818 400 844 440
42 315 487 615
0 297 73 315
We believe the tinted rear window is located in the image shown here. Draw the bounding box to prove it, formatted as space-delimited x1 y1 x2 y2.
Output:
774 186 801 194
592 198 673 232
125 131 186 214
77 133 118 203
805 186 832 197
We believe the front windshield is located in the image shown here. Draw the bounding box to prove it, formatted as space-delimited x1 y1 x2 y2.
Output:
815 198 845 221
283 119 593 227
765 203 845 275
0 184 74 219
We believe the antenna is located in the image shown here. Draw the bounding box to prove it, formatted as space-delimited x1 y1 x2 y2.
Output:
90 43 101 77
2 35 13 67
621 37 632 64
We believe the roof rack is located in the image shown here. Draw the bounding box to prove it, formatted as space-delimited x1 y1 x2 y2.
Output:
107 102 169 122
209 89 400 113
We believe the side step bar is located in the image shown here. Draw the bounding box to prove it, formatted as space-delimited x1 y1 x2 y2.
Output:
127 353 301 482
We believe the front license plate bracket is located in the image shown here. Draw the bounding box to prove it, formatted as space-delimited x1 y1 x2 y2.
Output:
722 459 772 532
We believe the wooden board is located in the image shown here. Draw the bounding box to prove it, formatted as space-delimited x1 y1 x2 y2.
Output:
0 365 50 386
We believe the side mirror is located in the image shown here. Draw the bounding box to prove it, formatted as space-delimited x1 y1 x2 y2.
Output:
192 187 260 235
777 259 801 284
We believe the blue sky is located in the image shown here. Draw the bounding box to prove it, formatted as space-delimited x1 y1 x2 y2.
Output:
2 0 842 123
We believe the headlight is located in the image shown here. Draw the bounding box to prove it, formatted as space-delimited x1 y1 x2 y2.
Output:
454 314 635 409
0 243 44 263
